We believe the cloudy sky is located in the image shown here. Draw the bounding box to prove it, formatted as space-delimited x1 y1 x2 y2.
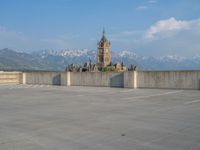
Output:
0 0 200 56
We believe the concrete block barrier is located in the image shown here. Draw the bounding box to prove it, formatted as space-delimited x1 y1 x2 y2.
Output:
0 72 22 85
1 71 200 90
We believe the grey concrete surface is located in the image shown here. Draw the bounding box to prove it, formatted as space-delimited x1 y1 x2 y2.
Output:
0 85 200 150
25 72 63 85
70 72 124 87
137 71 200 90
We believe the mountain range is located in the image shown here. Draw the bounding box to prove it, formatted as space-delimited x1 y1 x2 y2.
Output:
1 48 200 71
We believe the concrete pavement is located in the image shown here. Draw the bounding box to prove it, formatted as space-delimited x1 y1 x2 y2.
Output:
0 85 200 150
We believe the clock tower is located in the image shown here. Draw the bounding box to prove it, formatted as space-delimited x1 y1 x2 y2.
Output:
97 29 111 68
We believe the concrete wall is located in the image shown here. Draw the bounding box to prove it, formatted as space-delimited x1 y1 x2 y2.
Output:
0 72 22 84
1 71 200 90
137 71 200 90
25 72 65 85
70 72 124 87
24 72 124 87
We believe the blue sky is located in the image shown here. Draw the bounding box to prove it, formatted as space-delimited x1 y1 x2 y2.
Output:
0 0 200 56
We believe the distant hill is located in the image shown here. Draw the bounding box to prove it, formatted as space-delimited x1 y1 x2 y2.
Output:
0 48 54 71
1 48 200 71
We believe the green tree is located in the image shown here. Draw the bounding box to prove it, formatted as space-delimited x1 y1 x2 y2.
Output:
102 66 116 72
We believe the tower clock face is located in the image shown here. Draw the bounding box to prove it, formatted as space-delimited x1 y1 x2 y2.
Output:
105 49 109 53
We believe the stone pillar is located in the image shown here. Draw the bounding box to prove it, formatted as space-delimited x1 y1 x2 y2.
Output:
133 71 137 89
123 71 137 89
60 72 71 86
67 72 71 86
22 73 26 84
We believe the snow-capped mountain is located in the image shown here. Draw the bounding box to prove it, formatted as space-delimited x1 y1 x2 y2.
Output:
117 50 137 58
158 55 185 62
1 48 200 71
36 49 93 58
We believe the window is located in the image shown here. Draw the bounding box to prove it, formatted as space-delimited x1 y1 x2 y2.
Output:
100 57 103 62
99 49 103 54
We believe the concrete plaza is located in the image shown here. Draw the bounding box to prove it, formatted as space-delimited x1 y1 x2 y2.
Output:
0 85 200 150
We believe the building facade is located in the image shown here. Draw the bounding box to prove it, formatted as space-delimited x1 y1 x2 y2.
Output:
97 30 111 68
66 29 129 72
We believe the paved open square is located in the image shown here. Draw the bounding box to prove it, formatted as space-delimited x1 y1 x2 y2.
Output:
0 85 200 150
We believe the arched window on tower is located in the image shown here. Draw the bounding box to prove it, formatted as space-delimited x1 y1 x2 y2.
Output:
100 57 103 62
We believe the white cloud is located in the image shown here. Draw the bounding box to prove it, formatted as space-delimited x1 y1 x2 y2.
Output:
138 17 200 56
148 0 157 4
136 6 148 10
109 17 200 56
136 0 156 11
145 17 190 40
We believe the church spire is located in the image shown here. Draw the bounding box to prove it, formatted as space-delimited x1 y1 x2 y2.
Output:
100 28 109 43
103 28 105 36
